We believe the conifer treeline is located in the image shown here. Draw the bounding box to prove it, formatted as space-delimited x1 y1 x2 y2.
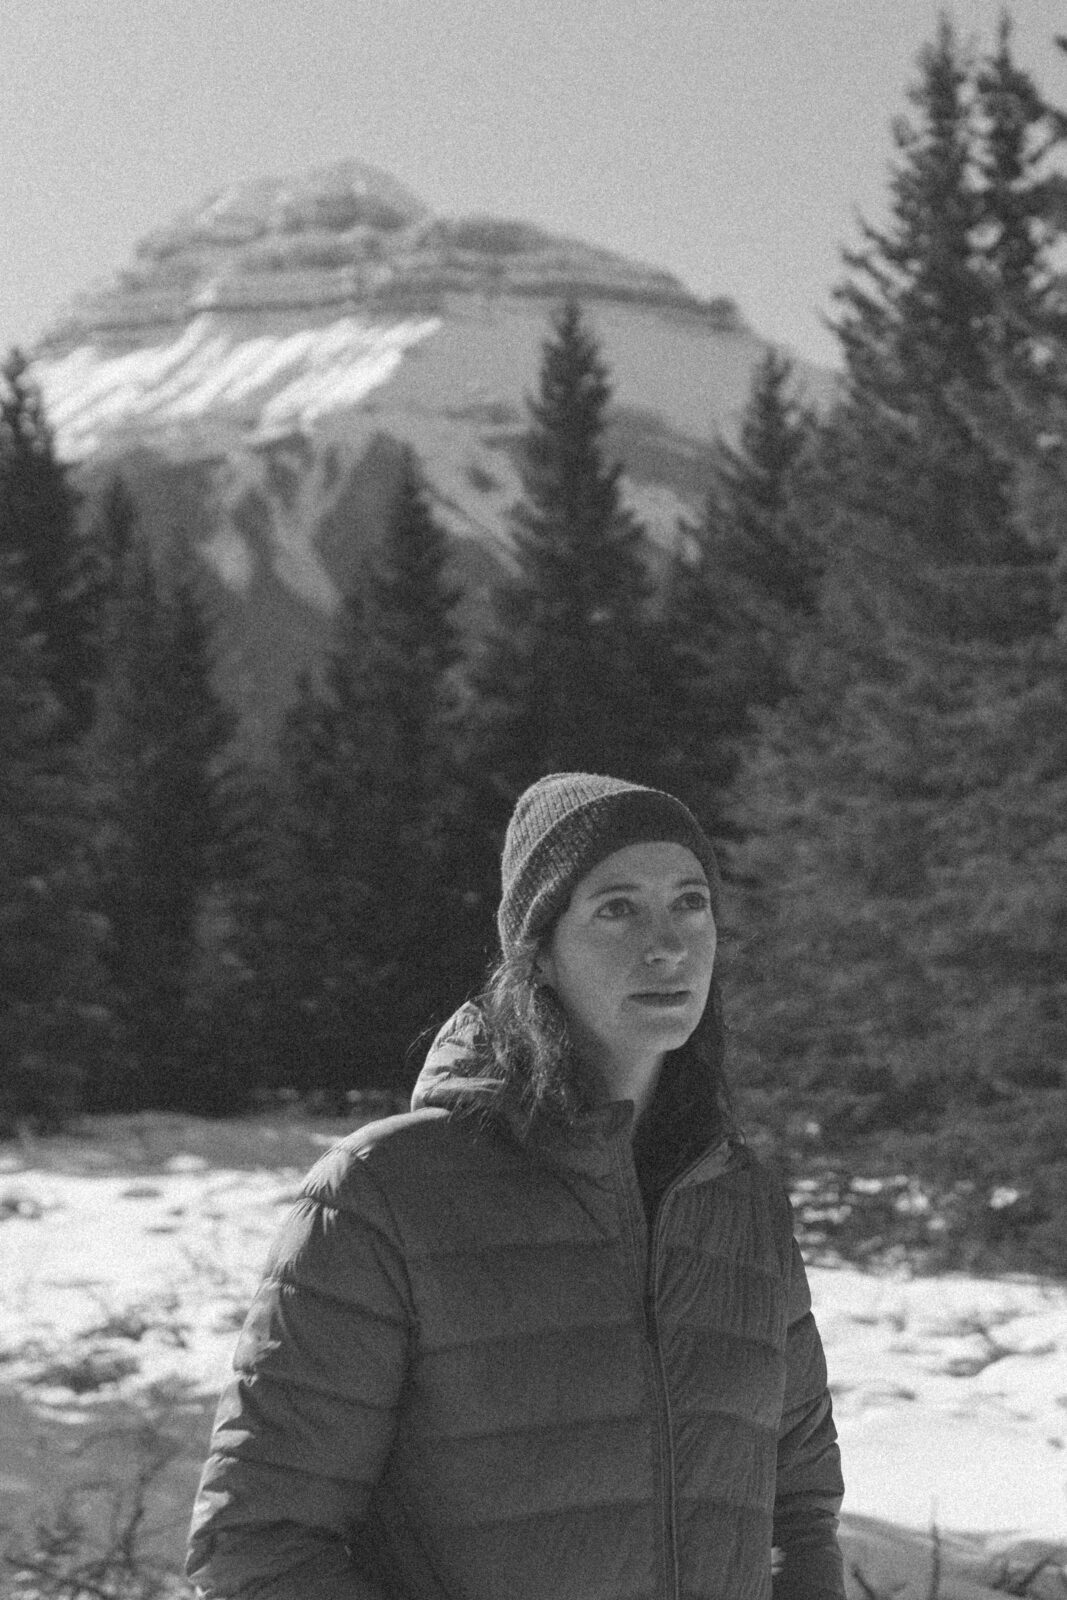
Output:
1 17 1064 1264
727 14 1067 1270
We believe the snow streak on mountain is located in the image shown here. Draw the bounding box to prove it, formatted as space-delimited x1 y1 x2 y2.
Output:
34 313 442 459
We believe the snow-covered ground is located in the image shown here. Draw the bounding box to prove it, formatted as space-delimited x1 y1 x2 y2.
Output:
0 1112 1063 1599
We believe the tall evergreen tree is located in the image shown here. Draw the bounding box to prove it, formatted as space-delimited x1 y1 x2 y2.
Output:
260 450 465 1099
342 448 462 845
634 541 744 832
461 300 774 948
830 15 1066 648
85 472 138 636
257 677 374 1099
910 297 1067 1270
693 347 822 716
463 298 708 943
637 350 826 866
838 17 984 382
0 350 101 735
727 543 958 1133
0 563 103 1127
831 16 1019 604
729 16 1066 1182
705 350 820 618
87 529 238 1110
469 301 653 801
975 12 1062 341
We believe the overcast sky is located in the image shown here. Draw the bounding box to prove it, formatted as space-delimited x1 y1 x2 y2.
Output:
3 0 1065 369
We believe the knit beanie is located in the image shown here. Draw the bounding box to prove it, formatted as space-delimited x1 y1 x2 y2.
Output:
497 772 721 960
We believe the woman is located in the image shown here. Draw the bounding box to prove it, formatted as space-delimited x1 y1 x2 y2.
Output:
188 772 845 1600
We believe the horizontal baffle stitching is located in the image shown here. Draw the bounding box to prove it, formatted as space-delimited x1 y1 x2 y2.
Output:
258 1273 408 1325
404 1233 613 1266
229 1365 400 1413
287 1194 403 1254
665 1322 786 1358
212 1443 381 1489
456 1494 652 1532
676 1491 774 1518
415 1312 634 1356
415 1408 646 1445
655 1237 786 1281
667 1402 779 1437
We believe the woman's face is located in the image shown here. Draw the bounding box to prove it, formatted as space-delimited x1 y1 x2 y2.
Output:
538 840 717 1099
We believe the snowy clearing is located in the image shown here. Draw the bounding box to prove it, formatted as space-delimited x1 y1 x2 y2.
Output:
0 1112 1064 1599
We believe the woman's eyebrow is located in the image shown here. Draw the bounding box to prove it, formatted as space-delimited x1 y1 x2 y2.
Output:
588 876 709 898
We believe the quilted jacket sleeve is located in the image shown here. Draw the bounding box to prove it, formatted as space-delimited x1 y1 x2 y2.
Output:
772 1236 847 1600
186 1146 413 1600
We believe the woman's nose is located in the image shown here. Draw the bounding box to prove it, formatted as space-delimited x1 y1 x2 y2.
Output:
643 918 685 965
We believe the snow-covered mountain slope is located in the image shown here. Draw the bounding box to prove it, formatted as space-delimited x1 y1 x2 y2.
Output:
35 312 444 460
28 160 834 750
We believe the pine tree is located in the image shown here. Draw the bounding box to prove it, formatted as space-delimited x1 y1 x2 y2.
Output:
907 298 1067 1271
975 12 1062 342
831 16 1013 592
727 538 944 1133
87 531 239 1110
260 450 466 1099
469 301 653 799
830 15 1065 644
633 350 823 861
706 351 819 616
259 678 375 1099
0 350 101 735
0 563 102 1128
635 541 744 830
729 19 1063 1134
460 299 780 948
463 299 688 934
85 473 138 640
342 448 462 845
693 347 823 716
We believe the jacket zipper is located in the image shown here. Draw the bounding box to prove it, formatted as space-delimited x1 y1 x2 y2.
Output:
618 1139 737 1600
644 1192 680 1600
612 1141 685 1600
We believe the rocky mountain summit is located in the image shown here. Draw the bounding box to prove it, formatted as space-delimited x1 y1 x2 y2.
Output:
42 159 740 357
29 159 829 750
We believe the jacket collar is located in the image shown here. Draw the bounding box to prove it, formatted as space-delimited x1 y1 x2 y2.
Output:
413 1002 741 1180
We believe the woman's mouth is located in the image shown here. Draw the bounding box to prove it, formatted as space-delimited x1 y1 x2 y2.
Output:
629 990 691 1008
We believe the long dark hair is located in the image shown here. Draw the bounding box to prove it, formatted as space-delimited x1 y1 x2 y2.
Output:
468 938 735 1144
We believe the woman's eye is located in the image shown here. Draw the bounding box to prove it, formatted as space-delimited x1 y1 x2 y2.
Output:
596 897 636 919
678 891 711 913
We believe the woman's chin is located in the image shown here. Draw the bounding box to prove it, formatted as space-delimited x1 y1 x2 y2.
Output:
627 1010 698 1049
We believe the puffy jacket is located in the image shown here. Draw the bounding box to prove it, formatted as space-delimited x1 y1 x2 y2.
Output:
187 1007 845 1600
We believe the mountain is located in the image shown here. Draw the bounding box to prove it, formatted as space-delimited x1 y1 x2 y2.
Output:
28 158 834 753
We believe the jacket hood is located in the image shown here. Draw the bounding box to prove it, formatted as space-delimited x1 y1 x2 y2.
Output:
412 1002 643 1164
412 1002 740 1174
411 1002 500 1114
